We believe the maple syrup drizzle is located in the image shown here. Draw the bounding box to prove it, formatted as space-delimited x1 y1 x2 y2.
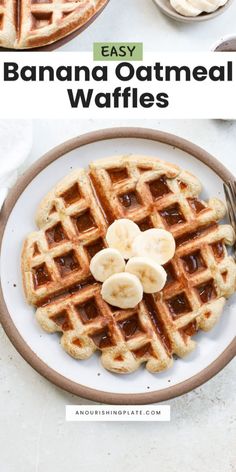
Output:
167 293 191 318
51 310 72 331
176 224 217 247
160 203 185 226
37 277 96 307
85 238 106 258
108 167 128 183
180 320 198 340
163 262 177 285
149 176 171 200
138 166 153 173
54 250 80 277
119 191 140 209
33 263 51 288
46 223 67 246
89 171 115 224
181 251 206 274
76 298 100 323
74 210 97 233
188 198 206 214
178 181 188 190
118 314 143 339
91 328 114 349
132 343 154 359
211 241 224 260
136 217 153 232
143 294 172 354
196 280 217 303
61 183 81 206
114 355 124 362
49 204 57 215
33 243 40 257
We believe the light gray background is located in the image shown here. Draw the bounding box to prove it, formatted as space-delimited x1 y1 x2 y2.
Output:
59 0 236 52
0 119 236 472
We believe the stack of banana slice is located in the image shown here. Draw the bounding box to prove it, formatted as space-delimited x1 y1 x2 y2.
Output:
90 219 176 309
170 0 228 16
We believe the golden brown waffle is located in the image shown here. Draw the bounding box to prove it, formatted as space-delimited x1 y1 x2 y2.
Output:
0 0 107 49
21 155 236 374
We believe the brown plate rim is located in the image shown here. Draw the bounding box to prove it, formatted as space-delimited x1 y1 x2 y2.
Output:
0 126 235 404
0 0 110 52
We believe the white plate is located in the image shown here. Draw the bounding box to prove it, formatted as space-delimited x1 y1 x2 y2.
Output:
0 128 235 404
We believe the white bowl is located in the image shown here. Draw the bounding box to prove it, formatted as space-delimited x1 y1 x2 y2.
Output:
211 33 236 51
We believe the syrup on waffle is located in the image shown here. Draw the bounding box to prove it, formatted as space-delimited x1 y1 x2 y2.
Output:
21 156 236 374
0 0 108 49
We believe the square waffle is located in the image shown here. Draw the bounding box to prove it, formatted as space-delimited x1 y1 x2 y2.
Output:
0 0 108 49
21 155 236 374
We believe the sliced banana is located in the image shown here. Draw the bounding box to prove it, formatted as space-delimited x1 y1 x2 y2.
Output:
90 248 125 283
170 0 227 16
101 272 143 309
132 228 176 265
126 257 167 294
170 0 201 16
106 219 141 259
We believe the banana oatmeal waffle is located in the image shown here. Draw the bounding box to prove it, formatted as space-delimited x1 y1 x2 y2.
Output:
21 155 236 374
0 0 108 49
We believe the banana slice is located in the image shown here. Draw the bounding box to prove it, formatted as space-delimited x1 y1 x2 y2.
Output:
132 228 176 265
90 248 125 283
101 272 143 309
170 0 202 16
106 219 141 259
126 257 167 294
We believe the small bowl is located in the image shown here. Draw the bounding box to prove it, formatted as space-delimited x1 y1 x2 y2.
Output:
211 34 236 51
152 0 233 22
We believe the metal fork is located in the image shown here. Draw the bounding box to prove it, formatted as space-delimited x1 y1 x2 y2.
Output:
223 180 236 261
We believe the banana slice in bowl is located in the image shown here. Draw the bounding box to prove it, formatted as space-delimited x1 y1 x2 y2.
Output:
152 0 232 22
170 0 227 15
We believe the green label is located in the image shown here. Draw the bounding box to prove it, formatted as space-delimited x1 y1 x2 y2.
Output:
93 43 143 61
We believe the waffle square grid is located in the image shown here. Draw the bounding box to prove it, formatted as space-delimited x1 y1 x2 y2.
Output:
21 155 236 374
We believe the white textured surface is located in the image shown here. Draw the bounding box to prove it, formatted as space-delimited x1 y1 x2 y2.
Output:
59 0 236 52
0 119 236 472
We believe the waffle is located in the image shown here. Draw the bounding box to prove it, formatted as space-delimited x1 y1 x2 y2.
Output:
21 155 236 374
0 0 108 49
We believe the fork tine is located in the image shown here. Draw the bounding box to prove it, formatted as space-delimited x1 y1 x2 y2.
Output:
223 181 236 261
228 180 236 202
223 183 235 227
228 180 236 199
225 181 236 215
233 180 236 199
